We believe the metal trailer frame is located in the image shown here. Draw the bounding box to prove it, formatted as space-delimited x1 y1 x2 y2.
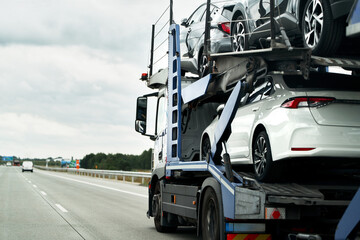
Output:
143 1 360 239
147 22 360 240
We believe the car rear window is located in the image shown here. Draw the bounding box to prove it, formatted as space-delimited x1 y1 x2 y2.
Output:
283 72 360 91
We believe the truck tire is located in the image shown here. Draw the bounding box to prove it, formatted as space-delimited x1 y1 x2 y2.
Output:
153 182 177 233
201 188 220 240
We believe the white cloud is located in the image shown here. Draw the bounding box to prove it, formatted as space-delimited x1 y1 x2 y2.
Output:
0 0 201 159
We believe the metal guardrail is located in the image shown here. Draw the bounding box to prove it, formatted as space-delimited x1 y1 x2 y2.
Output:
35 166 151 185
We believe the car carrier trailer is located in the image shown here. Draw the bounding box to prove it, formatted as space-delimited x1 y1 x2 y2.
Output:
135 1 360 239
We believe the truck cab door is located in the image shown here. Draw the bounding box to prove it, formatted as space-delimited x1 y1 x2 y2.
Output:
153 95 167 169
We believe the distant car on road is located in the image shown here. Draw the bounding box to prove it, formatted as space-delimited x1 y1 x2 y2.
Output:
6 162 11 167
22 161 33 172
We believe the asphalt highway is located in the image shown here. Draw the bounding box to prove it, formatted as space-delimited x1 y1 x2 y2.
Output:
0 166 199 240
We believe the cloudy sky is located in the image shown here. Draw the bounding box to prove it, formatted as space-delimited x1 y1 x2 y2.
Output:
0 0 201 159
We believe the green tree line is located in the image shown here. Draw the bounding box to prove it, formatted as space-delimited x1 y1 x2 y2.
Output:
81 149 152 171
2 149 152 171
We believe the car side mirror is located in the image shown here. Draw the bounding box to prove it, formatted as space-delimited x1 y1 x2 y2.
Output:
181 18 188 26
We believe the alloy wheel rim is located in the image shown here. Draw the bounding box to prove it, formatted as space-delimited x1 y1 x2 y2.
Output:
200 54 208 77
254 136 267 177
202 138 210 160
304 0 324 48
233 21 246 52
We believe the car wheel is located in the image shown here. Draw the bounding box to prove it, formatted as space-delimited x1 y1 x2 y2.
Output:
301 0 344 56
198 51 209 78
201 188 220 240
252 131 276 182
153 182 177 233
231 15 249 52
201 136 211 161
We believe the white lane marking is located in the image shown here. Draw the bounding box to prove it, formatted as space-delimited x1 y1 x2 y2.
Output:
28 181 31 183
38 171 147 198
55 204 68 213
33 184 37 188
40 191 47 196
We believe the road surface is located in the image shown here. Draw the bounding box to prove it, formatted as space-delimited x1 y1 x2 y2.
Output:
0 166 199 240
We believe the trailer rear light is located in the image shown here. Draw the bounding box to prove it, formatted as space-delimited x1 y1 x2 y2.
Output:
265 208 286 219
218 22 231 34
140 73 148 80
291 148 315 151
281 97 335 109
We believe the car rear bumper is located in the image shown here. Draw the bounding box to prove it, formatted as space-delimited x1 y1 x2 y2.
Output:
274 125 360 160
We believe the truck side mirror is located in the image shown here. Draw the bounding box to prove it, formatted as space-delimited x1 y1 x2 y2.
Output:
135 97 148 135
135 94 157 140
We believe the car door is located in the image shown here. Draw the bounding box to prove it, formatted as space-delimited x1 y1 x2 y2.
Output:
227 78 273 161
183 4 207 57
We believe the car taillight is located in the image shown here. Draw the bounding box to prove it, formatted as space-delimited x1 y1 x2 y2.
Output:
218 22 231 34
281 97 335 108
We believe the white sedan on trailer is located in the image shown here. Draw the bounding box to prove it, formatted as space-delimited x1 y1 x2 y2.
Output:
200 71 360 182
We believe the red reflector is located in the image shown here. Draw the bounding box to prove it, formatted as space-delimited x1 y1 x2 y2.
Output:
291 148 315 151
271 210 281 219
219 22 231 34
149 184 151 190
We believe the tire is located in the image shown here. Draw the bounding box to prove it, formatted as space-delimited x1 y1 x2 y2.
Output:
301 0 344 56
252 131 277 182
231 15 249 52
201 136 211 161
201 188 220 240
153 182 177 233
198 50 209 78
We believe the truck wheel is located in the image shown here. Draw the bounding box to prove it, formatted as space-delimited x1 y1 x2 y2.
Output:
201 188 220 240
153 182 177 233
252 131 276 182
